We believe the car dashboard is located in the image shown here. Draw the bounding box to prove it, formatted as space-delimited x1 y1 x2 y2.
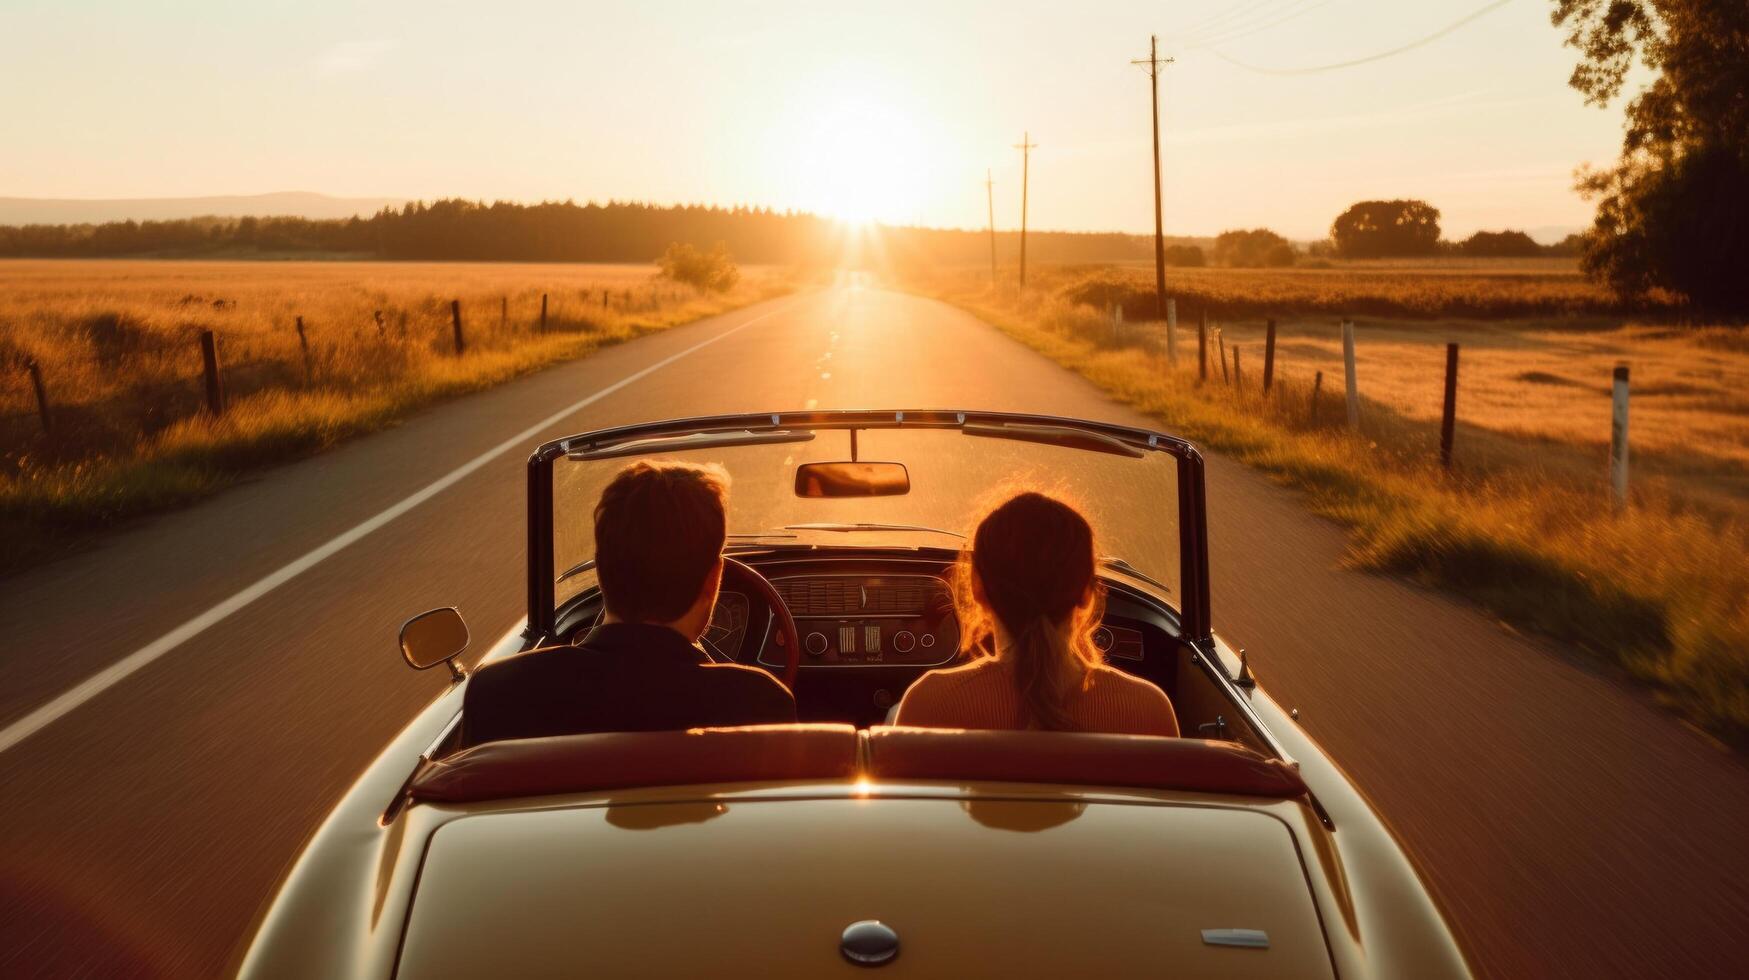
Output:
557 549 1182 729
755 574 960 667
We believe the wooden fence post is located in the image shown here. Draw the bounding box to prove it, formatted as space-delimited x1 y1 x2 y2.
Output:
24 357 50 434
540 293 548 332
1440 342 1459 470
1610 363 1630 511
1198 310 1208 382
1166 298 1177 364
1341 319 1359 430
1218 330 1230 384
199 330 224 417
450 300 465 355
1115 303 1124 345
500 296 508 329
295 316 313 384
602 291 609 309
1310 370 1323 423
1263 318 1276 394
1233 345 1243 389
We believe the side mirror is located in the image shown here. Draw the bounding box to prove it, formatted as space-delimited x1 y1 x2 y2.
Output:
400 607 469 682
794 461 910 498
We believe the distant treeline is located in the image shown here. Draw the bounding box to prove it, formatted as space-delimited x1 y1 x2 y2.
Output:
0 199 1174 267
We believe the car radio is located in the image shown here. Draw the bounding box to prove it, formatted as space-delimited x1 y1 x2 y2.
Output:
761 574 960 667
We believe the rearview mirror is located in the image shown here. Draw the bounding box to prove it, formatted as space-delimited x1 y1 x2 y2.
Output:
399 607 469 681
794 461 910 498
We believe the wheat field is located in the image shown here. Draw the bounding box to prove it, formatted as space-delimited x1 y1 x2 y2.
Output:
0 259 792 562
1051 257 1649 319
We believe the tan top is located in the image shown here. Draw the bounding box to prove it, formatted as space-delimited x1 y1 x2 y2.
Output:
894 656 1180 736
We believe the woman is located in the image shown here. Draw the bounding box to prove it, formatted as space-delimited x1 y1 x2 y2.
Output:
894 491 1179 736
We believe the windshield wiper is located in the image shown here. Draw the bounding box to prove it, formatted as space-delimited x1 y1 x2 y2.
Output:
1100 556 1173 594
782 522 966 539
556 557 596 584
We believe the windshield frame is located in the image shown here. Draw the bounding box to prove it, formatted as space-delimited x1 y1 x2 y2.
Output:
524 410 1210 642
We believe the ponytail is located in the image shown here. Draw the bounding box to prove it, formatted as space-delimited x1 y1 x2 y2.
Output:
1008 615 1088 731
956 491 1103 731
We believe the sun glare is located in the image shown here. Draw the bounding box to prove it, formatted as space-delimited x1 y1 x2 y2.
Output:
789 86 929 226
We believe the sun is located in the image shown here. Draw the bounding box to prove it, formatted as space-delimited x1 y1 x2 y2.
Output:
790 89 929 226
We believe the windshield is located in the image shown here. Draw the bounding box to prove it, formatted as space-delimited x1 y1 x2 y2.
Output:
551 418 1183 611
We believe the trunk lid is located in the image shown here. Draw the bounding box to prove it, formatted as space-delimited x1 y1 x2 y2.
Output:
397 794 1333 978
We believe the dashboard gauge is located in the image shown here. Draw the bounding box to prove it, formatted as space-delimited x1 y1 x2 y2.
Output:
701 592 750 663
758 575 959 668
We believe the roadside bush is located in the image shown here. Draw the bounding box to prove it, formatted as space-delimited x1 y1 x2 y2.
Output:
658 241 740 292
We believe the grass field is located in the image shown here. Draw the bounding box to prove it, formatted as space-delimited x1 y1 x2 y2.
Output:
0 260 793 570
1055 256 1671 319
914 262 1749 746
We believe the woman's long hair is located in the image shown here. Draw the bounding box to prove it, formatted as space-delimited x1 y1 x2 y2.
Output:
955 491 1104 731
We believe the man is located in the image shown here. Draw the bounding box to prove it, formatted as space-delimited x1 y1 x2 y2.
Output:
462 460 795 746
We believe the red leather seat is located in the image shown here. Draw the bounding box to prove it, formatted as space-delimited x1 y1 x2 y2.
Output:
411 724 860 804
864 726 1307 799
408 724 1306 804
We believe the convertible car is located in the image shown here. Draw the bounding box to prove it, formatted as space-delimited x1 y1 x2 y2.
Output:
240 410 1470 978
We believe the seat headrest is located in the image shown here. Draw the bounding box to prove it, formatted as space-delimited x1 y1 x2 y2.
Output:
410 724 860 804
864 726 1307 798
409 724 1306 804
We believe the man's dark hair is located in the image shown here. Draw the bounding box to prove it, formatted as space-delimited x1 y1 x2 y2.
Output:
593 460 729 624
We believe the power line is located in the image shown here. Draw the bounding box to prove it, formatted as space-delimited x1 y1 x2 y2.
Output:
1210 0 1515 75
1178 0 1285 44
1189 0 1336 48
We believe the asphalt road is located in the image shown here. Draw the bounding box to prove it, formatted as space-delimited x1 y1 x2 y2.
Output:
2 284 1745 978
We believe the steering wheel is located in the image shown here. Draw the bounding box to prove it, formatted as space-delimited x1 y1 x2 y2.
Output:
721 556 801 690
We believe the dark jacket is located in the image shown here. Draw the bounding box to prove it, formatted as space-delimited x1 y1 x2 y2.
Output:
461 622 796 746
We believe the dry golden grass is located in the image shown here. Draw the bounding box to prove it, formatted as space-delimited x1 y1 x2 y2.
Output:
1 259 793 566
1192 317 1749 520
915 264 1749 746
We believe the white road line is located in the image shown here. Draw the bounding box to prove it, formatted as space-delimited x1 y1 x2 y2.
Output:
0 300 798 757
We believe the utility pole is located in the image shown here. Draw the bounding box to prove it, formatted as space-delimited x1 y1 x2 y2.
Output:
1132 35 1173 320
1013 132 1037 289
986 169 998 285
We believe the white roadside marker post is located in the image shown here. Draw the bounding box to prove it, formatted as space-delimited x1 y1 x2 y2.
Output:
1341 319 1360 430
1611 363 1630 512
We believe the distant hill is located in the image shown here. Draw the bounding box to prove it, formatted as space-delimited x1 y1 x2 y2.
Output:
0 192 405 226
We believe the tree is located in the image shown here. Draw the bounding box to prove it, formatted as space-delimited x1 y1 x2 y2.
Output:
1211 228 1295 267
1552 1 1749 311
1330 200 1441 258
1461 230 1543 257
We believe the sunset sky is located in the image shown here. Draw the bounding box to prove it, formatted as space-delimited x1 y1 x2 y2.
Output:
0 0 1633 239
